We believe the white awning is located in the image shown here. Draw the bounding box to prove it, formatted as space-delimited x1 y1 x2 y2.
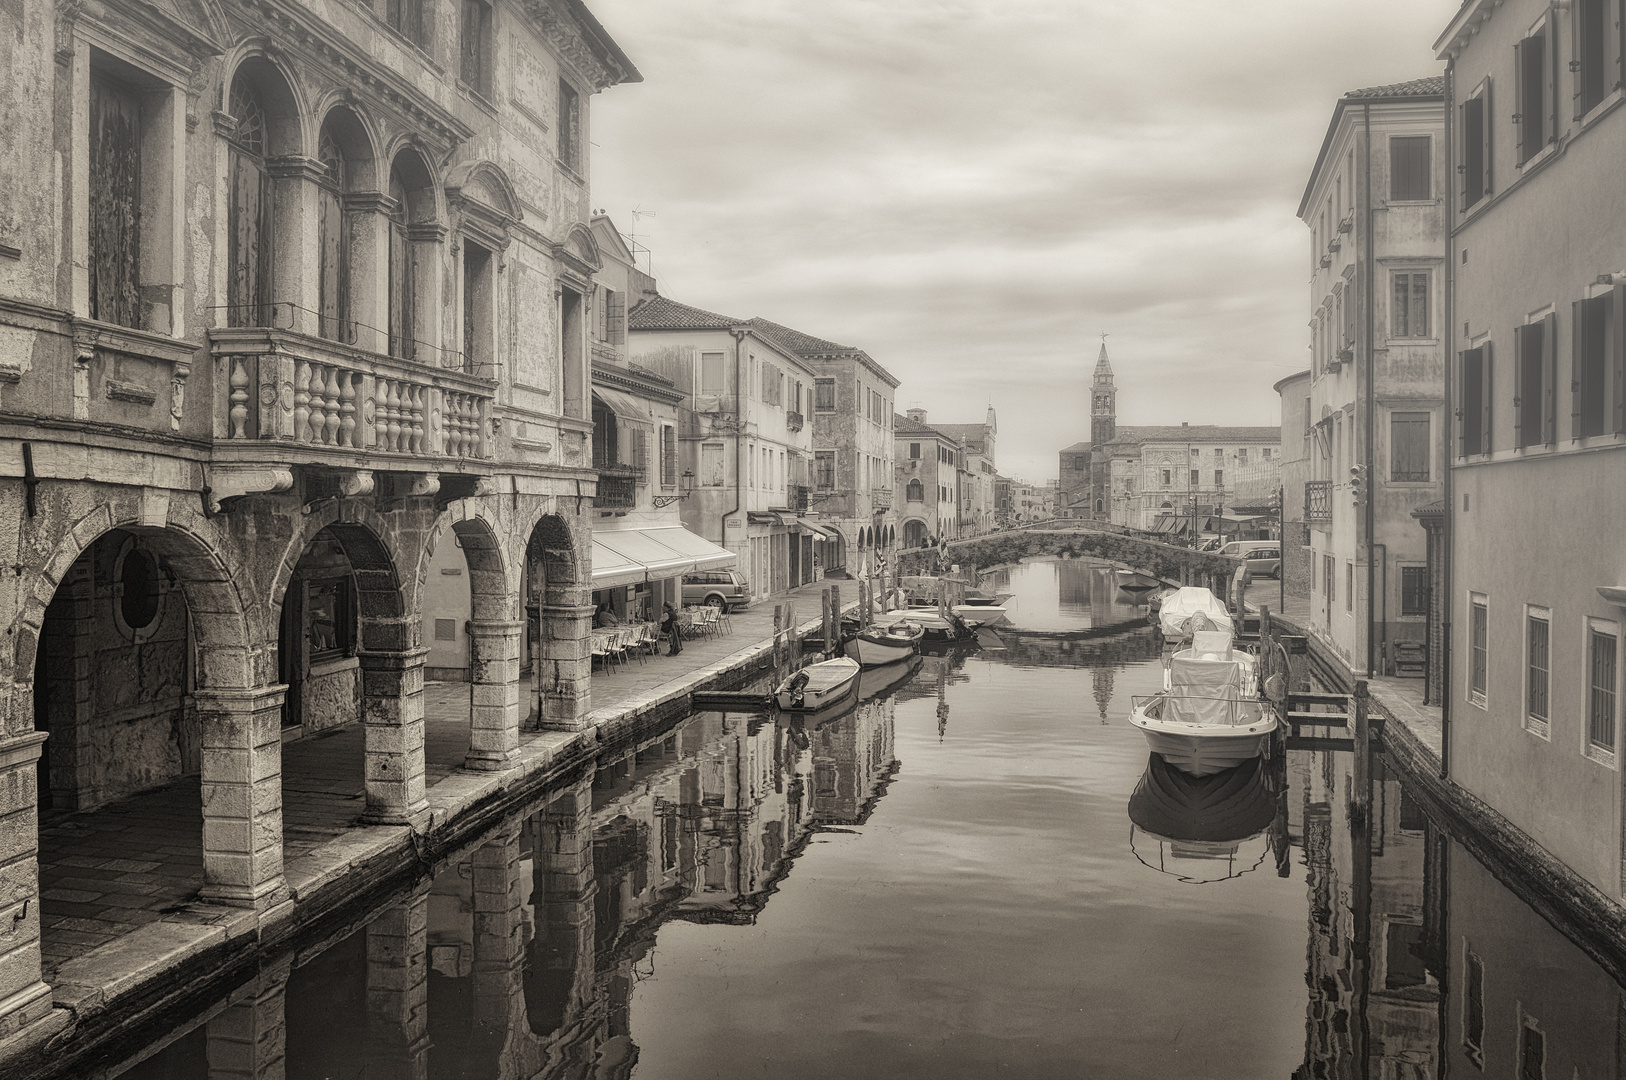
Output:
639 527 737 572
592 387 651 423
590 526 737 588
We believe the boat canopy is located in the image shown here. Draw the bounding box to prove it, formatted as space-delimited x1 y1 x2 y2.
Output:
1167 653 1249 726
1157 587 1234 638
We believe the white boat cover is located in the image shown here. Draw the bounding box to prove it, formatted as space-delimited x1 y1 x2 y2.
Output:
1167 654 1249 726
1157 587 1234 638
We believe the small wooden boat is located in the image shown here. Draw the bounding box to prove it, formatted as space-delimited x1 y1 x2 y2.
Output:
888 608 974 642
844 620 924 667
774 657 861 715
1128 632 1275 777
1114 569 1162 593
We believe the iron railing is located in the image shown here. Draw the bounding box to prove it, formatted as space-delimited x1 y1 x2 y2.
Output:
1304 480 1332 525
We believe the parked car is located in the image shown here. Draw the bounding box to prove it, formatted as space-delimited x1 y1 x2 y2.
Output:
682 569 753 611
1221 540 1281 581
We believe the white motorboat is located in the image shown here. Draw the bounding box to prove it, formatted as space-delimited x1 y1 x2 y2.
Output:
888 607 973 641
844 620 925 667
774 657 862 715
1114 569 1162 593
950 602 1009 628
1128 631 1276 777
1156 586 1234 641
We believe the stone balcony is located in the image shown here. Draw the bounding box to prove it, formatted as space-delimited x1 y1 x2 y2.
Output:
871 487 893 511
209 327 496 506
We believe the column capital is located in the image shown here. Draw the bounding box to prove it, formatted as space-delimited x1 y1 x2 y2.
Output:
358 647 432 671
192 685 288 712
468 619 525 636
0 732 48 771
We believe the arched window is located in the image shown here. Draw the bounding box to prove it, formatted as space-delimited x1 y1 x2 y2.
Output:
906 479 924 503
316 121 350 342
388 164 415 360
227 74 273 327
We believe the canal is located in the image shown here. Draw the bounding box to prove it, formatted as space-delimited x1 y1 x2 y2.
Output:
98 558 1624 1079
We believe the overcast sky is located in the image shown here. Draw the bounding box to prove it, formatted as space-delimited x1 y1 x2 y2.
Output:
588 0 1458 483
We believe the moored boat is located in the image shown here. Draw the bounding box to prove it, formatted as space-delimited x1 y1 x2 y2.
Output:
888 607 974 641
1126 755 1277 883
774 657 862 715
1155 586 1234 641
857 654 924 701
1128 630 1276 776
1114 569 1162 593
844 620 925 667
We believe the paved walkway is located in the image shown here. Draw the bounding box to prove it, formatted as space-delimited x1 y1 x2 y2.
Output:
33 577 849 981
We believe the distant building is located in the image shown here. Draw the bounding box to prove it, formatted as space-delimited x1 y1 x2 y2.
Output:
1438 0 1626 903
1297 76 1446 677
1274 370 1313 599
933 407 998 537
894 410 964 545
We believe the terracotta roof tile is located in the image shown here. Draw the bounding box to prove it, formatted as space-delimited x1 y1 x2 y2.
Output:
1345 76 1445 100
627 294 742 331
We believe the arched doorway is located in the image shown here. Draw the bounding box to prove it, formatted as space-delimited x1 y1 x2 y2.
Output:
902 519 928 548
524 513 590 731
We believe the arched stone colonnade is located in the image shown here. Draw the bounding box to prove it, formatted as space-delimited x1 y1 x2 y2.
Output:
0 482 594 1044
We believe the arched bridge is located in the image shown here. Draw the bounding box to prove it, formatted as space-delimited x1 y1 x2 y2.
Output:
896 524 1245 596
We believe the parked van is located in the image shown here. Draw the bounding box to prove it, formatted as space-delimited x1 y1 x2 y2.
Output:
1220 540 1281 580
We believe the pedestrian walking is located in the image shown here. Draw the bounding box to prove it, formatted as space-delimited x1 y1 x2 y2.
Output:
661 602 683 656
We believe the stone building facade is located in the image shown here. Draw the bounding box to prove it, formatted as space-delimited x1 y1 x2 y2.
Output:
893 409 963 547
1297 76 1446 679
934 407 997 537
1275 369 1313 599
0 0 637 1048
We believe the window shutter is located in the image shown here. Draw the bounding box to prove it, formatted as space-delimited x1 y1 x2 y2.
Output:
1543 311 1558 444
1457 350 1468 458
1458 102 1470 205
1513 40 1526 162
1573 298 1586 431
1482 80 1494 195
1574 3 1586 120
1512 327 1524 447
1614 284 1626 432
1482 342 1494 454
608 290 625 344
1549 22 1561 144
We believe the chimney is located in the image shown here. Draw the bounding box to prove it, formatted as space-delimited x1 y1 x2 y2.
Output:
1182 421 1188 427
907 408 927 424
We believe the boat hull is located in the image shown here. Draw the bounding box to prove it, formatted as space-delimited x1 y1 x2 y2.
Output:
1128 712 1276 777
951 604 1008 628
844 632 920 667
774 658 862 714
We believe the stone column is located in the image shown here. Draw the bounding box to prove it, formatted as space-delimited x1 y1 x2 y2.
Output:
538 585 593 732
365 886 430 1080
0 732 52 1046
465 620 522 771
344 192 392 356
469 826 524 1070
267 157 324 337
197 687 289 909
206 965 289 1080
359 648 429 827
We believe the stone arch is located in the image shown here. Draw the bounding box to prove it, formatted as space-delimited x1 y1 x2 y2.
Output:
522 511 591 732
315 99 381 192
420 508 515 623
221 45 306 157
901 518 929 549
269 503 417 652
444 159 521 223
386 142 443 225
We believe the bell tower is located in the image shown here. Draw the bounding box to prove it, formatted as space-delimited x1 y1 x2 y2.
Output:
1089 339 1116 447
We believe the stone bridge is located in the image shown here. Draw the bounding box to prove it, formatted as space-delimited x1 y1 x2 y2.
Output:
897 525 1245 597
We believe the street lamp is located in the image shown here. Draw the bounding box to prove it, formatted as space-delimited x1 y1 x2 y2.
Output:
653 470 695 509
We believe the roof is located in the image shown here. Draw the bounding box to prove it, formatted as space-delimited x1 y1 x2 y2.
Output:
894 414 958 442
627 294 742 331
1093 342 1113 380
746 318 900 387
1106 425 1283 447
1060 441 1092 454
1272 369 1313 394
933 422 991 450
1298 74 1446 217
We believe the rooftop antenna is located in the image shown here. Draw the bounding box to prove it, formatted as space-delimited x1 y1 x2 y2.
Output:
629 206 657 276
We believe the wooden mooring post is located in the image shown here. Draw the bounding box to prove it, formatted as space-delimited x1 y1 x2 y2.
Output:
822 587 835 658
1352 680 1372 820
772 605 784 681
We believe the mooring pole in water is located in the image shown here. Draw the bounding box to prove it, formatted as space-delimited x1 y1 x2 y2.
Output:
822 588 834 658
831 584 841 638
773 605 783 677
787 602 799 667
1353 680 1372 819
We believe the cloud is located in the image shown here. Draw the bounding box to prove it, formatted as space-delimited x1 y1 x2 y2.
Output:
587 0 1458 482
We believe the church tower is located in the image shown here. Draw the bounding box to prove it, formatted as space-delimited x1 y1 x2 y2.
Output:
1089 341 1116 447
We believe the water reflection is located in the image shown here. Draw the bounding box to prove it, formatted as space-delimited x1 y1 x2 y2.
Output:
988 557 1148 631
102 559 1626 1079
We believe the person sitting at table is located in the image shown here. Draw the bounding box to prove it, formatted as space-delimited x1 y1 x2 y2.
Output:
660 602 682 657
594 604 620 629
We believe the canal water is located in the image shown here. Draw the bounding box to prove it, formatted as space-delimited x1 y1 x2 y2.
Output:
107 557 1626 1079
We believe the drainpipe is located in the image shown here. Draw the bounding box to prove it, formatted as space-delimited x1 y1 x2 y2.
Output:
723 328 747 551
1440 60 1456 779
1363 102 1377 679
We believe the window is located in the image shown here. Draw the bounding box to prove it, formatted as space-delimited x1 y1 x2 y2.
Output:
1346 562 1354 612
1469 595 1488 706
557 80 581 172
1214 469 1223 488
699 352 725 395
700 442 724 487
316 120 354 343
118 548 161 630
660 426 677 488
460 0 492 97
1573 292 1615 438
89 71 143 329
1460 346 1492 456
1519 1018 1545 1080
761 364 782 406
1515 315 1556 448
1189 469 1200 487
1576 0 1613 117
814 378 835 411
599 287 625 346
307 577 356 659
1400 566 1428 617
1162 469 1171 486
1391 272 1430 338
228 74 274 328
1463 949 1485 1066
1526 608 1550 735
1516 22 1555 164
1213 448 1223 461
385 0 427 47
387 160 415 359
1461 81 1492 209
814 450 835 490
1390 411 1430 481
906 478 924 502
1262 448 1272 460
1389 136 1431 201
1238 448 1248 465
1325 555 1336 605
461 240 493 375
1589 620 1618 757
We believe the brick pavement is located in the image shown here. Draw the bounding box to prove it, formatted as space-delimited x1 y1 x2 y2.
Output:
33 576 849 980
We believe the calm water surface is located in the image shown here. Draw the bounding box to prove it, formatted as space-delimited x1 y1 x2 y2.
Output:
112 559 1624 1079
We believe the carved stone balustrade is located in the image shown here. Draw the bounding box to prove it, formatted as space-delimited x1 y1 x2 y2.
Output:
210 328 496 474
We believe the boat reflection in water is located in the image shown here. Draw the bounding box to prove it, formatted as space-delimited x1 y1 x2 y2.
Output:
1127 753 1288 884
